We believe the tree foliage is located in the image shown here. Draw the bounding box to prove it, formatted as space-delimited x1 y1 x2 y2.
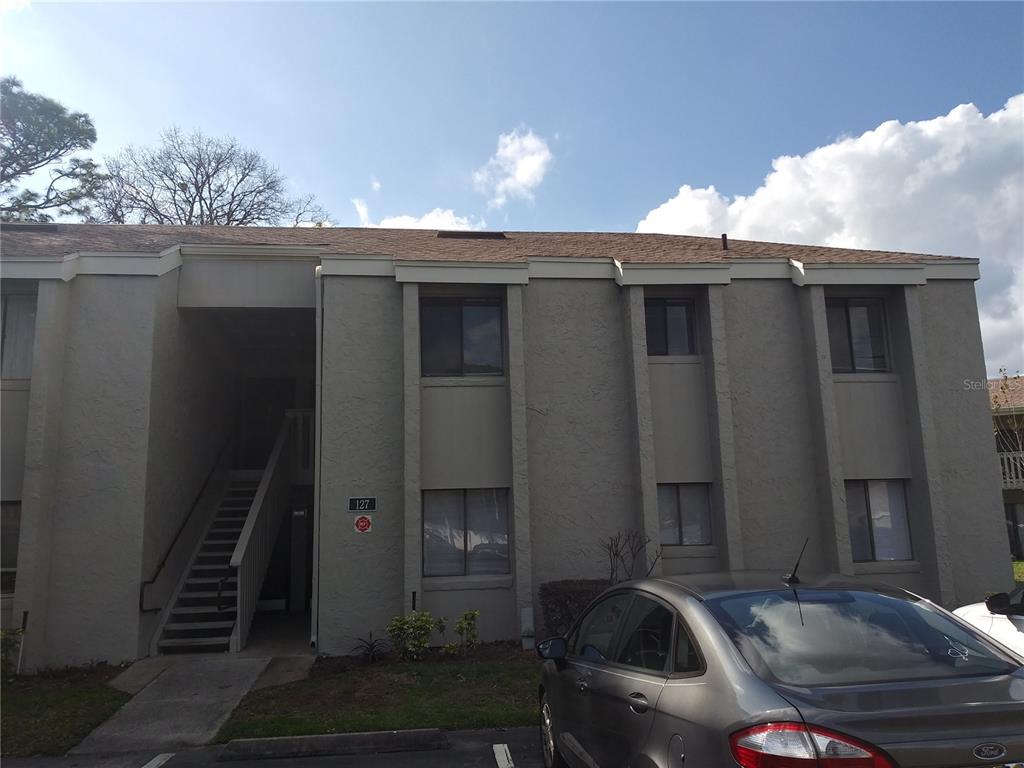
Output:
92 127 328 226
0 77 104 221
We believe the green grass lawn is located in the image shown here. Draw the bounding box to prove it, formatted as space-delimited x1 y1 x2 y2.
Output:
218 649 541 741
1014 560 1023 584
1 665 130 757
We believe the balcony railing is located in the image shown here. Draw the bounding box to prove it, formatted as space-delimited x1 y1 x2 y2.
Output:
1000 451 1024 489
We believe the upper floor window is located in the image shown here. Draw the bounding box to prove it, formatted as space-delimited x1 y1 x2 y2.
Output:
1 293 36 380
645 298 696 356
826 298 888 373
845 479 912 562
421 298 503 376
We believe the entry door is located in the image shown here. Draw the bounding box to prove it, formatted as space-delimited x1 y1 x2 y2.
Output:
239 378 295 469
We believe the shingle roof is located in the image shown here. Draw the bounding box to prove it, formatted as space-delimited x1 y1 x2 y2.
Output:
991 376 1024 411
0 223 967 265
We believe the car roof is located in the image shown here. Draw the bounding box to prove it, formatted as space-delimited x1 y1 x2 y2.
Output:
629 570 908 601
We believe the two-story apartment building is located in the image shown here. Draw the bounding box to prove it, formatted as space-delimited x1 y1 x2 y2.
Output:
991 375 1024 558
0 223 1013 671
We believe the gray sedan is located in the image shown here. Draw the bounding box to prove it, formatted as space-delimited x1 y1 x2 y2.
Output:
536 571 1024 767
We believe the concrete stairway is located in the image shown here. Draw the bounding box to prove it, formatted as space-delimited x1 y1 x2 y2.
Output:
157 475 260 653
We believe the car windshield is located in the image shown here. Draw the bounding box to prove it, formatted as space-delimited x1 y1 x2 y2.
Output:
705 588 1019 687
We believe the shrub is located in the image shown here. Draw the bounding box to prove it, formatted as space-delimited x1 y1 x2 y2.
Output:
538 580 608 637
454 610 480 655
1 628 22 678
350 632 388 663
385 610 442 661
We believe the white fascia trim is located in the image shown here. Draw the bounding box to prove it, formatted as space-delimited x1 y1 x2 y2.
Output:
728 260 793 280
319 254 396 277
0 247 183 281
394 261 529 285
790 260 927 286
527 257 617 280
616 263 732 286
178 243 324 260
924 261 980 281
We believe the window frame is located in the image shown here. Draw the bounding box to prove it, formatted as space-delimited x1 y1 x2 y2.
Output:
644 297 697 357
825 297 890 374
658 483 713 546
846 479 913 563
1 292 37 381
419 297 505 377
421 487 511 577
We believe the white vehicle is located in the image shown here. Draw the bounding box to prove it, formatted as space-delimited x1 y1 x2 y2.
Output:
954 584 1024 658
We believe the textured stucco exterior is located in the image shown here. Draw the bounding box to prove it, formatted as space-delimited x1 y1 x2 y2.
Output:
2 226 1011 666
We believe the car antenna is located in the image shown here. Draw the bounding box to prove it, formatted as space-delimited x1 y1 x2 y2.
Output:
783 537 810 586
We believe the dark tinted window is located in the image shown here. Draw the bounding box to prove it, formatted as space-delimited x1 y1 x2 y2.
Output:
645 298 695 356
705 589 1017 686
572 594 631 663
421 299 503 376
675 621 702 674
616 596 673 672
826 298 888 373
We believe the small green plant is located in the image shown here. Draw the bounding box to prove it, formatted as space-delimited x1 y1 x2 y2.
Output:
454 610 480 656
350 632 388 663
386 610 442 661
441 641 460 656
1 628 23 679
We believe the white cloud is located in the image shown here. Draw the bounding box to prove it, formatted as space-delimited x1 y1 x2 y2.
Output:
0 0 30 16
637 95 1024 376
351 198 485 231
473 128 553 208
371 176 382 193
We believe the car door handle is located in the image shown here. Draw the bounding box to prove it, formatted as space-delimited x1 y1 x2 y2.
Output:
627 692 649 714
576 678 589 694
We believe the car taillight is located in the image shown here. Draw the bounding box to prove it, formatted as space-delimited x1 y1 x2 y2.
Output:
730 723 895 768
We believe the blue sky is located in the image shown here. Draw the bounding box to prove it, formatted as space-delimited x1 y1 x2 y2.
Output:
2 2 1023 371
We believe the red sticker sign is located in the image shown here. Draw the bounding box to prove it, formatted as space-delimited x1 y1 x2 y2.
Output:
354 514 372 533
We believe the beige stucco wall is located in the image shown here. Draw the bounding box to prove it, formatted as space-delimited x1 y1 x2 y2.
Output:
524 279 639 594
316 275 406 654
649 359 714 483
725 280 834 573
918 280 1014 602
834 377 912 479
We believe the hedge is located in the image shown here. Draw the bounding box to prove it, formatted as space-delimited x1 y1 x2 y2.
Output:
537 579 609 637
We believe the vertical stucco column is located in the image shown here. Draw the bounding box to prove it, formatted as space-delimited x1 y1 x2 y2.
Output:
623 286 661 573
311 267 323 647
12 280 69 671
506 285 534 644
800 285 855 575
402 283 422 613
899 286 955 605
705 285 744 569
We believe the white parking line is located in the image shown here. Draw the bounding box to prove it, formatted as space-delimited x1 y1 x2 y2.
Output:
492 743 515 768
139 753 175 768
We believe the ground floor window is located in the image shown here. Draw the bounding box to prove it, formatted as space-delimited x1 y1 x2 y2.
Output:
1 502 20 594
423 488 510 576
658 483 712 546
845 480 912 562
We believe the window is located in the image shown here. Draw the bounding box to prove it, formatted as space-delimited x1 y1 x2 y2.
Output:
616 595 674 672
422 488 510 576
570 593 631 663
826 298 888 373
644 298 696 356
845 480 912 562
1 502 19 595
658 484 712 545
675 620 703 674
420 298 503 376
1 294 36 379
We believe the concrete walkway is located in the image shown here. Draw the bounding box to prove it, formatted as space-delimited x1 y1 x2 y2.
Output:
71 657 270 754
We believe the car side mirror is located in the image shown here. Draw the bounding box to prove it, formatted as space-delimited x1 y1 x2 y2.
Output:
985 592 1012 615
536 636 567 660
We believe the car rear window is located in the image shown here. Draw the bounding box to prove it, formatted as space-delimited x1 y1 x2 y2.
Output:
704 589 1019 687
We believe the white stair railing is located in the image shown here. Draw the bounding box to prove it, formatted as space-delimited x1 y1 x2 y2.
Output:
1000 451 1024 489
229 415 294 652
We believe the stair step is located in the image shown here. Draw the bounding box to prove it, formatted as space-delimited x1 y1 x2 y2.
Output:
191 563 234 571
163 620 235 632
158 636 230 652
183 580 236 592
202 542 236 553
171 606 237 617
211 520 245 528
179 590 237 599
205 531 241 541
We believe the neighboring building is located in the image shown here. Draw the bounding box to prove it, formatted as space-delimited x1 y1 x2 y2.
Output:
991 375 1024 559
0 223 1013 670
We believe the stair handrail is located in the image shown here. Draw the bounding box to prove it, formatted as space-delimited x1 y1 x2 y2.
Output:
139 435 234 613
229 414 294 651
